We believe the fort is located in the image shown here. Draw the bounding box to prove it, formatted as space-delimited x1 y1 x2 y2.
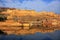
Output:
0 7 60 35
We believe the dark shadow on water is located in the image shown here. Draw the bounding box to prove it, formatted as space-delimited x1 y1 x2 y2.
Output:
0 30 7 35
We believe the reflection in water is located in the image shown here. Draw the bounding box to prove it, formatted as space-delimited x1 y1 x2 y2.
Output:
0 30 60 40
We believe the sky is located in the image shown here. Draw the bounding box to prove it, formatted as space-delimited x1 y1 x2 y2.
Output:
0 0 60 14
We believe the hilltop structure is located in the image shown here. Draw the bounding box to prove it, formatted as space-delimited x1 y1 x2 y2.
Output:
0 7 60 35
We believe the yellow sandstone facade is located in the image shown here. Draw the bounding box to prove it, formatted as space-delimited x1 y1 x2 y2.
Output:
0 8 60 35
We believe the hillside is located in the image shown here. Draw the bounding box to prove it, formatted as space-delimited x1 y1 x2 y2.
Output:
0 7 60 35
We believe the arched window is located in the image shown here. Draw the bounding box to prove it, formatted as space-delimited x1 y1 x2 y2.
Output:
37 19 40 21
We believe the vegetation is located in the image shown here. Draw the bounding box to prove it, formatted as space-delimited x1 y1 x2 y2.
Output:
0 14 7 22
